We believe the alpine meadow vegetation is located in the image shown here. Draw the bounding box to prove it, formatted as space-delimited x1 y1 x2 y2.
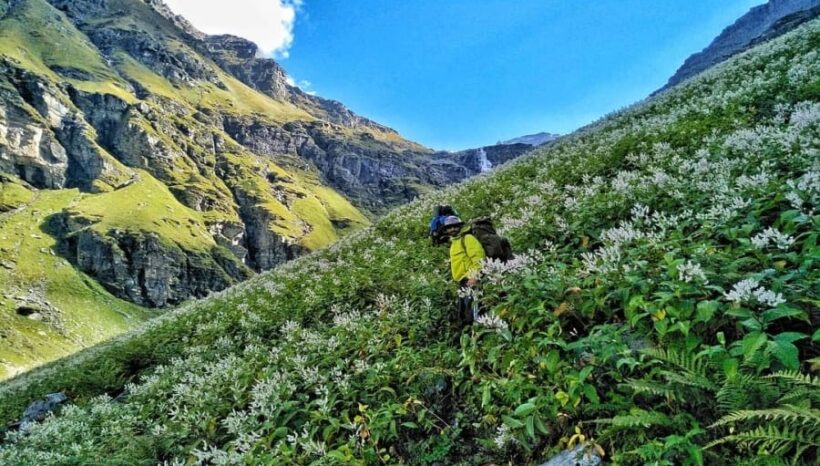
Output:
0 17 819 466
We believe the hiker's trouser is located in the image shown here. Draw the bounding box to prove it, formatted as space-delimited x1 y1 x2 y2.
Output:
457 279 480 325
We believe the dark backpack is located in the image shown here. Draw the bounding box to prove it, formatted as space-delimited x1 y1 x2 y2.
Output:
429 205 457 244
466 218 513 262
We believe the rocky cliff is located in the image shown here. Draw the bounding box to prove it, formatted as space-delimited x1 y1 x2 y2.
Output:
662 0 820 90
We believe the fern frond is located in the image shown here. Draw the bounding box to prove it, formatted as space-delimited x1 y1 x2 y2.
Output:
767 371 820 389
779 387 817 405
717 373 777 412
592 409 672 428
643 348 709 376
711 406 820 428
642 348 717 391
663 370 718 392
706 425 819 456
622 379 678 401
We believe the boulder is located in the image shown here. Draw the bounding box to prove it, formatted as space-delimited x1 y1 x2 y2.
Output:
540 445 603 466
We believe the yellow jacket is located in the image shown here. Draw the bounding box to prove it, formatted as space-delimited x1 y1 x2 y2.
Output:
450 232 485 282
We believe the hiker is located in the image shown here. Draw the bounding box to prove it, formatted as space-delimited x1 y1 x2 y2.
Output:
439 215 485 325
430 207 514 326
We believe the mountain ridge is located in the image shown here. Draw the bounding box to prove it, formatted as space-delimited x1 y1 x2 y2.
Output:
662 0 820 90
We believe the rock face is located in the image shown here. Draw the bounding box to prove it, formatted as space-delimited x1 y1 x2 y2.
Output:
56 216 252 307
662 0 820 90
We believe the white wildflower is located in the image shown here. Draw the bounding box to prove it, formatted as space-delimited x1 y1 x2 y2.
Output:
678 260 708 284
494 424 513 449
751 227 795 250
476 313 509 333
724 278 786 308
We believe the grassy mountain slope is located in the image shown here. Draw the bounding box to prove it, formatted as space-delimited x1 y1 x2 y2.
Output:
0 16 818 466
0 0 475 377
0 180 151 380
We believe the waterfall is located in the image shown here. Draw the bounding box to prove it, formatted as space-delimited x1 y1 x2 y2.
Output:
477 147 493 172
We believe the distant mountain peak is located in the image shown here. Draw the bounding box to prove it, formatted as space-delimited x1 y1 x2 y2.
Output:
500 132 561 147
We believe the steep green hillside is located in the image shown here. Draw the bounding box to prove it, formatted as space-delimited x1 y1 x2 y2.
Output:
0 16 818 466
1 0 497 376
0 182 151 380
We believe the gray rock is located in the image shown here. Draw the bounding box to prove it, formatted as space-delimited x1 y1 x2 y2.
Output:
0 87 69 189
56 218 252 307
15 392 69 431
662 0 820 90
540 445 603 466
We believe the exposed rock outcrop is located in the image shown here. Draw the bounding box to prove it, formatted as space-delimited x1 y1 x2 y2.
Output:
662 0 820 90
57 216 252 307
0 60 129 191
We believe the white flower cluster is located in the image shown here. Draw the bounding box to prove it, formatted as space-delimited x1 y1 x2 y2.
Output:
494 423 514 449
678 260 708 284
751 227 795 250
476 313 510 333
480 249 544 285
724 278 786 308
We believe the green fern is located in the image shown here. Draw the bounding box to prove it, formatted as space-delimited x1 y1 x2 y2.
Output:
767 371 820 389
711 406 820 428
717 373 778 412
622 379 679 401
706 425 818 460
642 348 717 392
778 387 817 406
592 409 673 428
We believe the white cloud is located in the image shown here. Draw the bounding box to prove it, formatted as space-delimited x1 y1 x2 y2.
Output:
164 0 302 58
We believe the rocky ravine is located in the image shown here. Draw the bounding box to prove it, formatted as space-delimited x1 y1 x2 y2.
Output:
0 0 537 310
662 0 820 91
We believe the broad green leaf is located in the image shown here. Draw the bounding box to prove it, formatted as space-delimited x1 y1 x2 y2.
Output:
514 402 536 417
740 318 762 332
579 365 593 381
545 350 560 373
726 307 753 319
723 357 739 378
481 384 492 408
769 340 800 370
583 384 599 403
534 415 549 435
741 332 767 362
526 415 536 439
695 300 719 324
502 415 524 429
774 332 808 344
762 306 807 323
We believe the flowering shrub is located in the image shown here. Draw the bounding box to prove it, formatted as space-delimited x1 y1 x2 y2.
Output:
0 18 818 466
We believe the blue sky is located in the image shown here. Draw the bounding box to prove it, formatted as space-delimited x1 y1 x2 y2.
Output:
278 0 763 150
168 1 765 150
